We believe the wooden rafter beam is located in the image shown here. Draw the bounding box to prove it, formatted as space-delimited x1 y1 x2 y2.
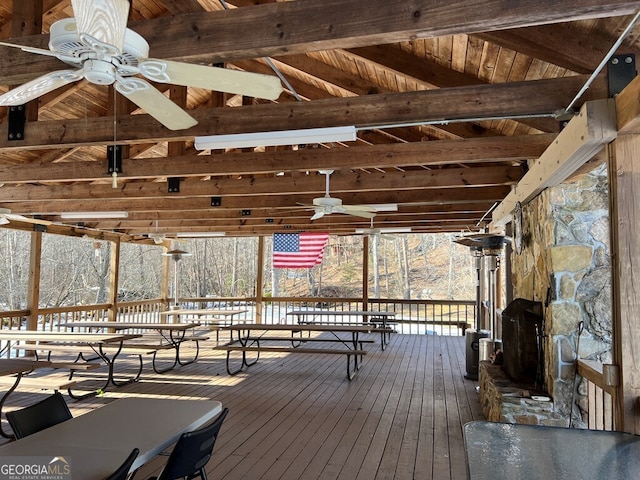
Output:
0 135 552 183
0 166 523 202
0 185 512 215
0 77 596 150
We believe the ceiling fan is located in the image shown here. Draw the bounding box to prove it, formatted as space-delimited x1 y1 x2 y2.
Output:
307 170 380 221
147 220 166 244
0 0 283 130
355 219 411 239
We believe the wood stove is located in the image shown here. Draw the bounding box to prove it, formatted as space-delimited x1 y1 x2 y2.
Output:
501 298 544 387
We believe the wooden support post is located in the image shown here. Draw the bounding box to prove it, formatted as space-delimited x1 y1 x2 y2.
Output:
107 237 121 323
362 235 369 310
608 136 640 433
160 246 171 308
256 236 265 323
25 231 42 336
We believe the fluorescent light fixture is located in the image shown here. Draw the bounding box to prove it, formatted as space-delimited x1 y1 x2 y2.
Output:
61 211 129 219
176 232 226 238
194 126 357 150
355 227 412 234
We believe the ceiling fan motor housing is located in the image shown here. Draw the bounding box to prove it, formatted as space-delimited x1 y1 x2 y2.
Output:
313 197 343 207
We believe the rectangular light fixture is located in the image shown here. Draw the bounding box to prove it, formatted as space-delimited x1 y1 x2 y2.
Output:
61 211 129 219
194 126 357 150
176 232 226 238
355 227 412 234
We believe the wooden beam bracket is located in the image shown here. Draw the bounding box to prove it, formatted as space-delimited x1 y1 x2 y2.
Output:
211 196 222 207
609 54 636 97
107 145 123 174
8 105 25 141
168 178 180 193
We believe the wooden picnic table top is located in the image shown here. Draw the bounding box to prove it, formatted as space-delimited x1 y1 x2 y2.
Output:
222 323 393 332
160 308 248 317
0 358 51 376
0 331 139 343
286 310 396 317
58 321 200 331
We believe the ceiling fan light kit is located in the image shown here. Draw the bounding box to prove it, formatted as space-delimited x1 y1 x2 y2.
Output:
194 126 357 150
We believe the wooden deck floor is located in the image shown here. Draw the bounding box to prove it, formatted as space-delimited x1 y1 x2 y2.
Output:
1 333 483 479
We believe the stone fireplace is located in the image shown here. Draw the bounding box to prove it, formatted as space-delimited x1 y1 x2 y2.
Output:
498 162 612 427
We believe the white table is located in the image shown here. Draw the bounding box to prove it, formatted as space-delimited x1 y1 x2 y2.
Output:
0 397 223 479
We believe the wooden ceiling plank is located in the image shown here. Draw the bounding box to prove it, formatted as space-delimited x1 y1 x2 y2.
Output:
1 0 639 84
343 44 562 133
474 22 633 74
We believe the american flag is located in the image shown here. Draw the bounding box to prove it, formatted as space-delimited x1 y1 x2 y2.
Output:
273 232 330 269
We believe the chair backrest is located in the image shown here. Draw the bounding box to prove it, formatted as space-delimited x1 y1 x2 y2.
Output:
103 448 139 480
6 391 73 439
157 407 229 480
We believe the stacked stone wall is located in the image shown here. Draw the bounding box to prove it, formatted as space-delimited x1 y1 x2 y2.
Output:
509 162 612 427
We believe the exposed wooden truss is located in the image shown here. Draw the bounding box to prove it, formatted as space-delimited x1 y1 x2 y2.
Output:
0 0 639 241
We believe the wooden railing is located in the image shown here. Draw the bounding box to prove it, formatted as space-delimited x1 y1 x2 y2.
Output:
184 296 476 335
0 309 29 331
577 359 617 431
0 296 475 358
39 304 111 331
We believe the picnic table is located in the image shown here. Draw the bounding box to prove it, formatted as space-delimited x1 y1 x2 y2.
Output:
216 323 393 380
0 358 52 438
58 321 205 373
286 310 397 349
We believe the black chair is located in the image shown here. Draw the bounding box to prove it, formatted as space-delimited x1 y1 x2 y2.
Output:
6 391 73 439
148 407 229 480
104 447 139 480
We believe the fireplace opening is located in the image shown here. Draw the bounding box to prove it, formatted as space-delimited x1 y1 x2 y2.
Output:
501 298 544 389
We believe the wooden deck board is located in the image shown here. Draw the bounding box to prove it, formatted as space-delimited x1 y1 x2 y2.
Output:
0 333 483 480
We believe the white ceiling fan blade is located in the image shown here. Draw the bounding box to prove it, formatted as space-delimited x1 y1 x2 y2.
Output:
115 77 198 130
138 59 283 101
0 70 83 106
71 0 130 52
341 205 377 219
310 209 326 221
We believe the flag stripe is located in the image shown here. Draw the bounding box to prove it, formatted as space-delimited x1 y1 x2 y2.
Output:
273 232 329 268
